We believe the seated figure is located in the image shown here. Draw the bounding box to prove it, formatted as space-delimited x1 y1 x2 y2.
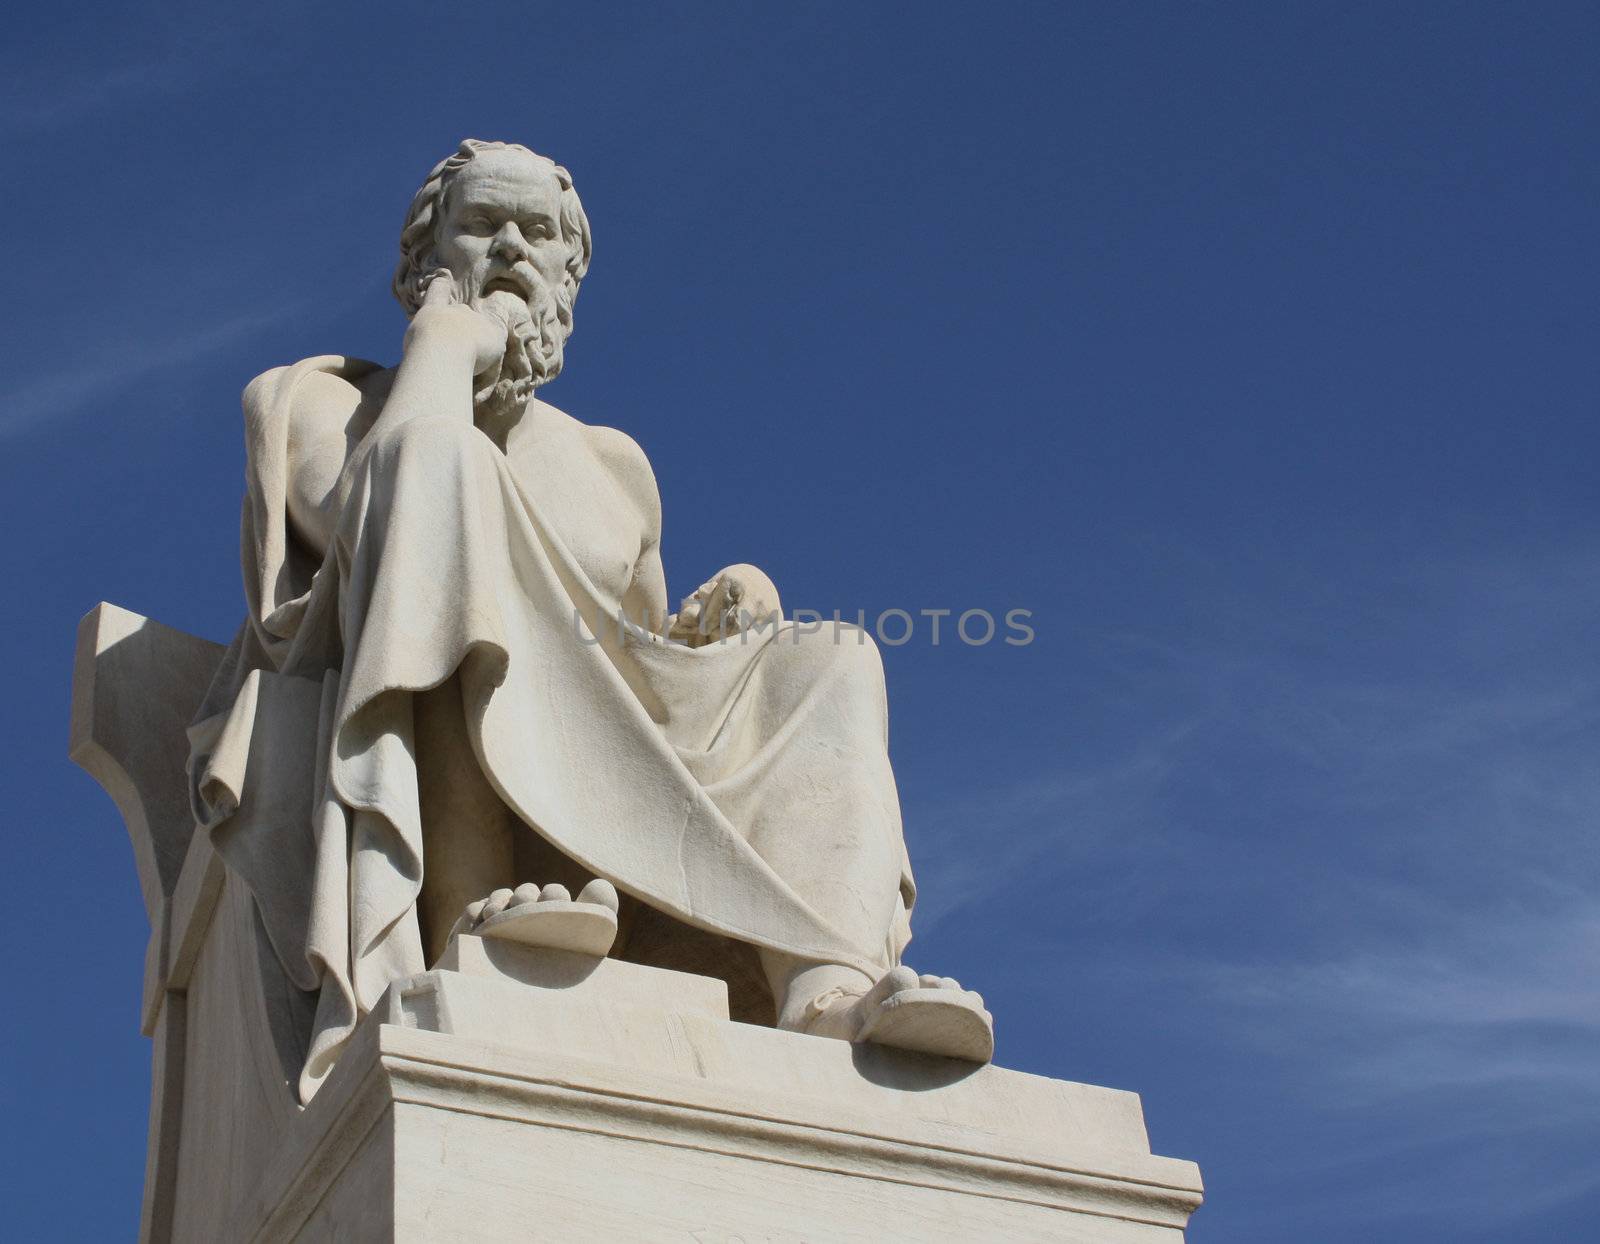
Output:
187 139 991 1101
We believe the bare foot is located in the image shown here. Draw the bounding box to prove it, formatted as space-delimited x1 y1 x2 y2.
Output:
804 966 994 1062
451 879 621 957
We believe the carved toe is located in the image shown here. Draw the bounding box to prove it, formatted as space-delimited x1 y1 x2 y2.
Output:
474 887 619 959
578 878 620 912
481 887 515 920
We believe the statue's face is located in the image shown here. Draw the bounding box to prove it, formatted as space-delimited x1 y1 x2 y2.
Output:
433 148 569 316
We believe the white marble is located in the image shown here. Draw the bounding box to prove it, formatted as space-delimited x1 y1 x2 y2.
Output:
178 139 985 1100
69 138 1204 1240
215 934 1204 1241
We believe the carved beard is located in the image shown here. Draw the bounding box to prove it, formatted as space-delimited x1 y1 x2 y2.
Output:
468 274 569 425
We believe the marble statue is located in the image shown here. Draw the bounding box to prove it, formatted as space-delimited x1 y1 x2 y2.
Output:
70 138 1205 1241
185 139 993 1102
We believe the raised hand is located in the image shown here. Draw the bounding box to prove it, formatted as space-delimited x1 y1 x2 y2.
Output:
405 270 509 377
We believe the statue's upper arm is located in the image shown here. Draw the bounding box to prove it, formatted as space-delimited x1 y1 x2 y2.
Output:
588 425 663 544
589 426 668 624
278 369 365 555
241 365 292 445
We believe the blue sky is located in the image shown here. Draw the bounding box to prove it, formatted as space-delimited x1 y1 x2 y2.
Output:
3 3 1597 1238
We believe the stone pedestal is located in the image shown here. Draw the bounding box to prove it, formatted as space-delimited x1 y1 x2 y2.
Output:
72 603 1203 1241
225 937 1203 1241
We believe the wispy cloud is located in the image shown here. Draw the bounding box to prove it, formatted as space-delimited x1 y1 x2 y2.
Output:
910 537 1600 1234
1182 895 1600 1230
0 306 299 439
1197 899 1600 1083
0 7 233 135
906 715 1202 931
0 59 197 132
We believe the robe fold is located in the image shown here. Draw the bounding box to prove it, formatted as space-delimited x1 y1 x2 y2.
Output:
189 356 914 1101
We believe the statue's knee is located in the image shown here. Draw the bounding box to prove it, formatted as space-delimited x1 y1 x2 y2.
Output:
831 623 882 664
782 620 886 685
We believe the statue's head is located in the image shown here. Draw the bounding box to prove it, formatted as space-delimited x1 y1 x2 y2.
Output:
394 139 592 400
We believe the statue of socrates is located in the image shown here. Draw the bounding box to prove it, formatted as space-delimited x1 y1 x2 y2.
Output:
188 139 993 1101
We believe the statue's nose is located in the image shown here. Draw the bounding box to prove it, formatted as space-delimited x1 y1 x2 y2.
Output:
490 223 527 263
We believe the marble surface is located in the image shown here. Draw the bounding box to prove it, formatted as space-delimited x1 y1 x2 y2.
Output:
231 934 1203 1241
181 140 990 1100
69 139 1203 1239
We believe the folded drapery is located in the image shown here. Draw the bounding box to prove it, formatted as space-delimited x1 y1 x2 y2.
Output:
189 356 913 1101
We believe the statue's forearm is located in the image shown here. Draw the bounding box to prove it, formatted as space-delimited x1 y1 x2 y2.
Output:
370 326 476 440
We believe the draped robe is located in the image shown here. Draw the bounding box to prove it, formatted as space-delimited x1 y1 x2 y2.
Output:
188 356 915 1101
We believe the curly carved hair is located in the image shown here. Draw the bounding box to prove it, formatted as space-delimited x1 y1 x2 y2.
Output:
392 138 593 318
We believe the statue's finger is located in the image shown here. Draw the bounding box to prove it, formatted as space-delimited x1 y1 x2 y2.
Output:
421 270 457 306
508 339 534 379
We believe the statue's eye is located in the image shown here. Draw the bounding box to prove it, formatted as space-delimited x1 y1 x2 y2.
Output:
465 216 494 234
522 222 553 242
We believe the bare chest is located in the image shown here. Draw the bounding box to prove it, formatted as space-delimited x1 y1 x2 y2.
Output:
504 416 648 608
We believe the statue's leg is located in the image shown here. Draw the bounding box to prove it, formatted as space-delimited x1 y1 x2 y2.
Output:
415 674 517 963
762 953 877 1029
745 627 994 1061
415 671 621 962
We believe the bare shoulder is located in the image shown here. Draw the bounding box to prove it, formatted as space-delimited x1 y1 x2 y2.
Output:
530 398 662 519
585 420 661 529
584 422 656 486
